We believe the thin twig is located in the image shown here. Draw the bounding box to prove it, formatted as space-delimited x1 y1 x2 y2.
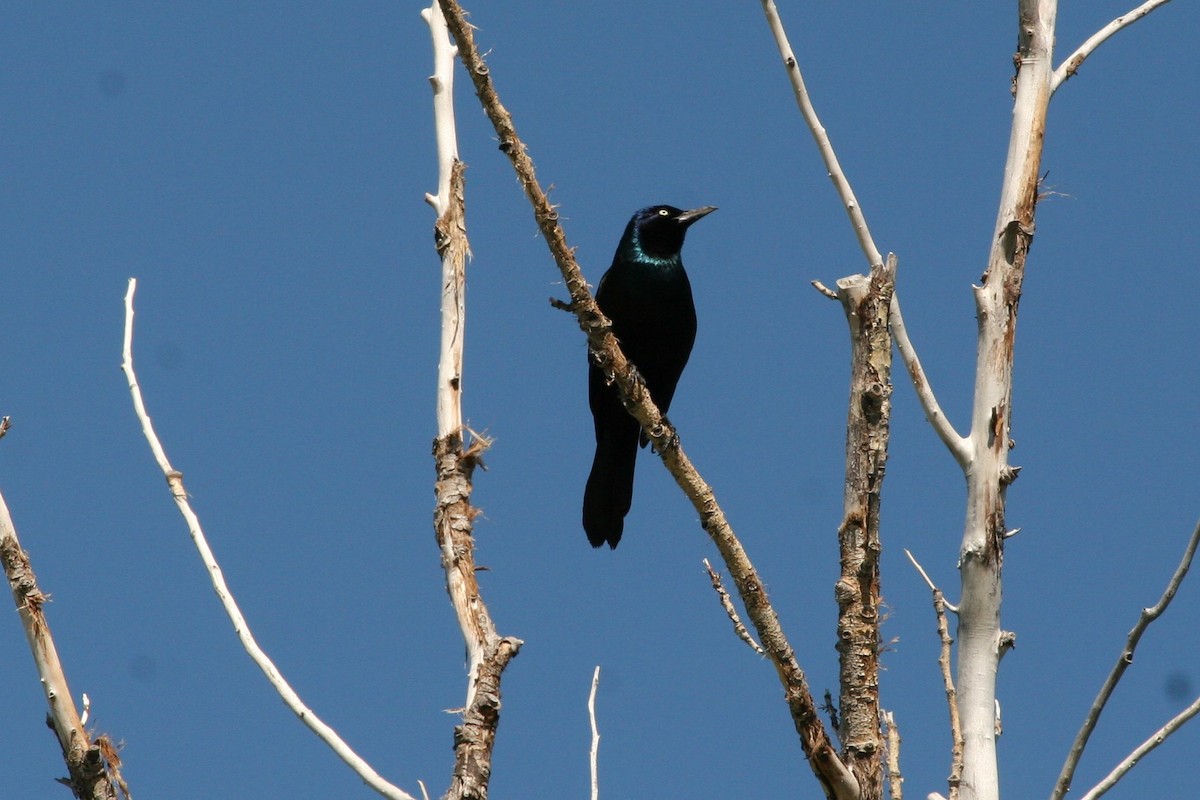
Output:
882 710 904 800
905 549 963 800
1077 693 1200 800
703 559 764 655
1050 516 1200 800
588 666 601 800
811 280 839 300
759 0 883 269
890 292 971 469
1051 0 1175 93
121 279 415 800
904 548 958 614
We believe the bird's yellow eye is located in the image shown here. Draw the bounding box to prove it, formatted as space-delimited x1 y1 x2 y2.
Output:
658 209 669 216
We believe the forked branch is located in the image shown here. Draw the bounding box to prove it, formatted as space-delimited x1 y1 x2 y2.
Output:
764 0 967 491
1078 693 1200 800
1051 0 1175 93
1050 516 1200 800
890 293 970 468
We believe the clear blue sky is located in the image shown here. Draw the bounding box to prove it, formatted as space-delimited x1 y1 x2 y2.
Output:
3 3 1198 798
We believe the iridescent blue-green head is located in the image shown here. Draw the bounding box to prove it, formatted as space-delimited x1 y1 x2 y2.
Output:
620 205 717 262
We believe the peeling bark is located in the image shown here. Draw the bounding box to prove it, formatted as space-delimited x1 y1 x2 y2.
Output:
833 257 896 800
1 497 129 800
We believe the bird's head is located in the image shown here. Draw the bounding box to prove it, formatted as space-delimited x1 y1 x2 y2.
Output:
623 205 717 261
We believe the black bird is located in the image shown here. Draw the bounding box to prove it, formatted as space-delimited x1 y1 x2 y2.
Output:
583 204 716 548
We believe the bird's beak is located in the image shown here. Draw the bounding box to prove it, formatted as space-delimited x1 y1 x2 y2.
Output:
676 206 717 226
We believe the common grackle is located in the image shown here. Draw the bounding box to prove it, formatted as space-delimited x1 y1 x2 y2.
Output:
583 204 716 549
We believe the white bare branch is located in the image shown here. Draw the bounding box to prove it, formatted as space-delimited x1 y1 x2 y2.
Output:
811 279 840 300
1078 693 1200 800
121 279 416 800
890 292 971 469
424 0 468 443
953 4 1057 797
904 549 959 614
589 666 601 800
422 1 460 216
1050 515 1200 800
883 710 904 800
426 11 519 800
1051 0 1175 93
906 549 964 797
759 0 884 269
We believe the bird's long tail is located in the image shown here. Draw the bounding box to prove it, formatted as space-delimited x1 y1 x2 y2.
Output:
582 431 638 549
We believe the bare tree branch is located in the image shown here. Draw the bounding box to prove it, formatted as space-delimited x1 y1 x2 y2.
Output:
588 666 601 800
121 279 416 800
1051 0 1175 93
424 6 521 798
1077 693 1200 800
905 548 959 614
1050 516 1200 800
832 259 897 800
1 493 129 800
882 711 903 800
906 549 964 800
703 559 764 656
436 2 855 796
424 0 470 440
949 4 1057 797
812 280 840 300
889 292 971 469
759 0 884 269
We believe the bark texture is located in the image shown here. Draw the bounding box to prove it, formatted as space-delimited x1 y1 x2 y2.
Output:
833 258 895 800
2 517 129 800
